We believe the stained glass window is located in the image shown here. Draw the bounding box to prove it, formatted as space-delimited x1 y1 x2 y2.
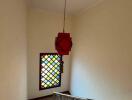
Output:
39 53 63 90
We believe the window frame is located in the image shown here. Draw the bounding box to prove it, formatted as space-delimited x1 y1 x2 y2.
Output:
39 53 63 90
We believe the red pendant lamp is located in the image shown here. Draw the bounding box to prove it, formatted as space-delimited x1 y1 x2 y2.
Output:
55 0 72 55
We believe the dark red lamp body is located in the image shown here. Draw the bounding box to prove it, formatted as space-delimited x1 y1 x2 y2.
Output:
55 32 72 55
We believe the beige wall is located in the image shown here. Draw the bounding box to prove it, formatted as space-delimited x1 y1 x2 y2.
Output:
71 0 132 100
27 9 72 99
0 0 27 100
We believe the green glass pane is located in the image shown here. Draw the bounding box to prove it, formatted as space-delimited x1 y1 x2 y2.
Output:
52 58 56 61
52 77 55 79
57 71 59 74
55 55 58 58
57 62 60 65
54 65 57 68
47 77 50 80
52 67 55 70
54 74 57 77
47 63 50 66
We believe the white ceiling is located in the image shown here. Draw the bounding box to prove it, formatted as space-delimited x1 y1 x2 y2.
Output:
29 0 103 14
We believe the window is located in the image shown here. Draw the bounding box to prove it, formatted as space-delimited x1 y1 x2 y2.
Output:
39 53 63 90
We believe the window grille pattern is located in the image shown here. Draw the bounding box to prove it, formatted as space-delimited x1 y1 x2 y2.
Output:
40 53 62 90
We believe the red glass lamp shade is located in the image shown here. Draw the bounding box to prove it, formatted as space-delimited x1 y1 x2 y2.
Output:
55 32 72 55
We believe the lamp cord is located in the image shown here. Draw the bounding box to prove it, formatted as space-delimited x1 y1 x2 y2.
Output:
63 0 67 33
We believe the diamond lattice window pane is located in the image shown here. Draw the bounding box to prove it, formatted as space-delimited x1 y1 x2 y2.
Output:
40 53 62 90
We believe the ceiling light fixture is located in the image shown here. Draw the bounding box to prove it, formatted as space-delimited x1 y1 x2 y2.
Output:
55 0 72 55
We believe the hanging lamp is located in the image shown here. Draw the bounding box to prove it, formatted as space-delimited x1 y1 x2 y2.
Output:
55 0 72 55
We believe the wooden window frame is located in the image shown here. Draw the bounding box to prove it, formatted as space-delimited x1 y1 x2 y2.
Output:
39 53 63 90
